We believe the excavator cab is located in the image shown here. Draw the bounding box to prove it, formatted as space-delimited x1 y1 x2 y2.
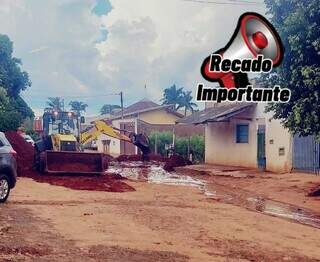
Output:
35 111 151 175
35 111 104 175
51 134 77 151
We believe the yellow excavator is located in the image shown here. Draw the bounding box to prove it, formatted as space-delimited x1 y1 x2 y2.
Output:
34 112 150 175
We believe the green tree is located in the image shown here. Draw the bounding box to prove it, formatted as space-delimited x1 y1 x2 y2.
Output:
46 97 64 111
161 84 197 114
100 104 121 115
0 34 31 97
0 111 22 132
10 96 34 119
0 87 22 132
69 101 88 116
262 0 320 138
0 34 33 124
0 87 9 110
179 91 198 116
161 84 183 110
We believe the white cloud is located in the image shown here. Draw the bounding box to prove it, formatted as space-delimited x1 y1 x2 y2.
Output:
0 0 266 115
97 0 266 103
0 0 112 114
29 46 49 54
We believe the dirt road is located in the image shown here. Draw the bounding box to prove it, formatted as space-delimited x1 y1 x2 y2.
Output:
1 171 320 262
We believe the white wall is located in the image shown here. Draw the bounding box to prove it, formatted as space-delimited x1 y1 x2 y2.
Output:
205 105 261 168
265 116 292 173
205 103 293 173
96 117 137 156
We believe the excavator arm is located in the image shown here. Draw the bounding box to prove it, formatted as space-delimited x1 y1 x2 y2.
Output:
80 120 131 145
80 120 150 158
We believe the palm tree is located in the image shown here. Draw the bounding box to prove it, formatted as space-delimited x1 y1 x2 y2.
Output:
69 101 88 139
180 91 198 116
161 84 183 110
69 101 88 116
100 104 121 115
46 97 64 112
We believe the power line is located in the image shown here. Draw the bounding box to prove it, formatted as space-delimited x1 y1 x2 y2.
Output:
21 93 121 100
181 0 263 5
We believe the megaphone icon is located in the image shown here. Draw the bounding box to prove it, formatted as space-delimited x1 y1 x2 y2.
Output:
201 12 284 89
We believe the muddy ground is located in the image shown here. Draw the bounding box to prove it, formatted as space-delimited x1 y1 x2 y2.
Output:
1 165 320 261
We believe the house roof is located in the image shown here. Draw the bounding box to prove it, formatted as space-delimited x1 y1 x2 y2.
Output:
122 98 159 114
110 98 184 120
176 103 255 125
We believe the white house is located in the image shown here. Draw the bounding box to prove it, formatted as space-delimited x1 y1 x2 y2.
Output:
177 102 319 173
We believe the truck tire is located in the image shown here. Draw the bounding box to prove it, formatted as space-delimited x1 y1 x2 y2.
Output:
0 174 11 203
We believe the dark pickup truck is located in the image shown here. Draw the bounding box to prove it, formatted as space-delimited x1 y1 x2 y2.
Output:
0 132 17 203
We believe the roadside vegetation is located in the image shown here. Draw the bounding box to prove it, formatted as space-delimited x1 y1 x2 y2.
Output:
161 84 198 116
261 0 320 139
149 131 205 163
0 34 33 132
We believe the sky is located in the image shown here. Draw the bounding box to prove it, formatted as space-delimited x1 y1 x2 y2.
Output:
0 0 266 116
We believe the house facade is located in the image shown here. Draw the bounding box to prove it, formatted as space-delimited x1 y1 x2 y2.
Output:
178 102 296 173
91 99 184 156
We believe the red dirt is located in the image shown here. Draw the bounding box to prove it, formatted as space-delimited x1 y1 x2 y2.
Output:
115 153 191 171
116 154 142 162
47 163 100 172
30 173 135 192
307 185 320 197
116 154 166 162
46 152 104 173
163 154 192 172
4 131 134 193
149 154 167 162
5 131 34 175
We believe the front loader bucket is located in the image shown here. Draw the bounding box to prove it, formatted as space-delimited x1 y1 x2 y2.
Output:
45 151 104 175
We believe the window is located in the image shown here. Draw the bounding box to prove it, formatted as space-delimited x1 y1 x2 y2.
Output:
236 124 249 143
0 139 4 147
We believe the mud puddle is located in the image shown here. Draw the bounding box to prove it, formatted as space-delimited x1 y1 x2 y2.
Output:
108 161 205 188
246 197 320 229
108 161 320 229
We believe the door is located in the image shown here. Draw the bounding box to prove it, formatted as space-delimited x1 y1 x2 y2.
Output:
257 125 266 170
102 140 111 154
120 122 136 155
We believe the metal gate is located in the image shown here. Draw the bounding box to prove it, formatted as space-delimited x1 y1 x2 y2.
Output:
120 122 136 155
257 125 266 170
293 135 320 174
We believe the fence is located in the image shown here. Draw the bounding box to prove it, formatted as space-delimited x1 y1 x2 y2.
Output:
293 135 320 174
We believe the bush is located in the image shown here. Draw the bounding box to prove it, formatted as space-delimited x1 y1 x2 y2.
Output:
0 110 22 132
149 131 173 156
148 131 205 163
175 135 205 163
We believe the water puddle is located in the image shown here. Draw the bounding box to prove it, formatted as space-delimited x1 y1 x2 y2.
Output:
108 161 320 229
108 162 205 188
246 197 320 229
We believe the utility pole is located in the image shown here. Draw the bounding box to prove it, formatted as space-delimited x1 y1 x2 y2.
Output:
120 91 124 119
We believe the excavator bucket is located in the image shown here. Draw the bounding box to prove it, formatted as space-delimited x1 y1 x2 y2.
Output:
44 151 104 175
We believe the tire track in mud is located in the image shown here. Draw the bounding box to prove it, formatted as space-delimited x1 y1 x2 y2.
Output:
109 161 320 230
0 204 189 262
